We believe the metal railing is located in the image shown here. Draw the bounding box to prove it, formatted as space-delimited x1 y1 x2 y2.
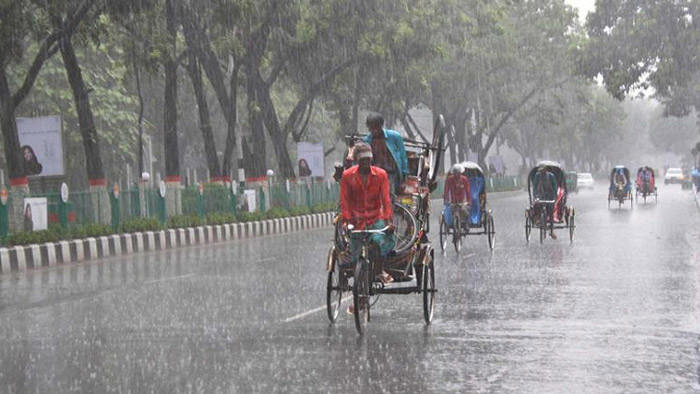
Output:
0 175 519 240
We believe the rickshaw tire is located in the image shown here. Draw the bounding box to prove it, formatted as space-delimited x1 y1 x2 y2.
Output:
353 259 370 335
422 250 435 324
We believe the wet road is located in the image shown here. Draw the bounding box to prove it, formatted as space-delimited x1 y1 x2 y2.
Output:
1 184 699 392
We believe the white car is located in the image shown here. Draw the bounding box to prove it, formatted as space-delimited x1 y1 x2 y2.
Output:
664 167 684 184
577 172 595 189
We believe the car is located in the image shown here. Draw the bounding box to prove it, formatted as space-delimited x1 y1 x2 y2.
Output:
577 172 595 189
664 167 685 184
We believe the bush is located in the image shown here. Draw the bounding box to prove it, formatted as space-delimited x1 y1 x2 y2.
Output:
237 211 265 222
7 229 61 246
311 203 336 214
206 212 237 225
288 206 310 216
121 217 161 233
168 215 203 229
266 207 289 219
69 223 113 239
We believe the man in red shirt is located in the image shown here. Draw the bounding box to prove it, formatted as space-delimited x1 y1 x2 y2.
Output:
443 164 471 229
340 142 395 276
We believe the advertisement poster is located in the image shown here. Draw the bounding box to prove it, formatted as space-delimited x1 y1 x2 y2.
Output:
243 189 257 212
296 142 324 178
23 198 48 231
16 115 64 177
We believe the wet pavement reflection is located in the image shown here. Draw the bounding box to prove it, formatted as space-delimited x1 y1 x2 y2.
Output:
0 184 698 392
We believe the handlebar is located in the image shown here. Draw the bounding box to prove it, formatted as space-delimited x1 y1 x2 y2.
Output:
348 225 391 235
533 199 556 204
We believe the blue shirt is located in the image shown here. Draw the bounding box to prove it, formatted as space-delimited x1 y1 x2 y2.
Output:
363 129 408 180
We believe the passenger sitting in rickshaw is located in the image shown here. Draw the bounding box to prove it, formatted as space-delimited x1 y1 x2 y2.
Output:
639 167 652 193
339 142 396 285
532 165 558 239
443 164 471 229
613 170 628 197
464 165 485 225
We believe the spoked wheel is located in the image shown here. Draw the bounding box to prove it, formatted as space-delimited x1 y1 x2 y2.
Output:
539 209 547 244
428 115 446 185
393 202 418 254
486 213 495 250
353 259 370 335
525 210 532 244
422 249 436 324
333 216 348 251
439 214 448 252
608 194 611 209
326 246 343 323
452 210 462 254
568 213 575 244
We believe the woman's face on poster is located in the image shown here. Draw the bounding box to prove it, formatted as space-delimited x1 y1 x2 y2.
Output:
23 147 33 161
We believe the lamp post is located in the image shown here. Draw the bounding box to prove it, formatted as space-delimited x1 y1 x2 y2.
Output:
266 169 274 210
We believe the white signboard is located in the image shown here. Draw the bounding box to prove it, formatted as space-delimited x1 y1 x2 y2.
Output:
23 197 48 231
243 189 257 212
16 115 64 177
296 142 324 178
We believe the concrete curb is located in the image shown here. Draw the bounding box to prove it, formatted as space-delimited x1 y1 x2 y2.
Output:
0 212 335 274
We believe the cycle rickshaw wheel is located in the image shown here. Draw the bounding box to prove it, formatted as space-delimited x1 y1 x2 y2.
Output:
422 249 435 324
326 246 342 323
525 210 532 243
439 214 448 252
487 213 495 250
453 209 462 254
353 258 370 335
539 209 547 244
393 202 418 254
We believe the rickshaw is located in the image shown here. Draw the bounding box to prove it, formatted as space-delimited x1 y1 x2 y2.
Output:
635 166 657 203
438 161 495 253
326 115 446 334
524 161 576 244
608 165 633 209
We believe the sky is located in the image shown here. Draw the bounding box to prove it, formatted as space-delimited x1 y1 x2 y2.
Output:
565 0 596 19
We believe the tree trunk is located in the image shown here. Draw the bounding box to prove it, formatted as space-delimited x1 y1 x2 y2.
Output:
186 51 220 179
163 0 179 179
250 68 294 178
0 70 24 179
221 63 240 178
58 36 105 181
245 59 267 177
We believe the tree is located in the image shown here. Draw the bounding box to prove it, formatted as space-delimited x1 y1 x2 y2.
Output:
585 1 700 115
0 1 94 182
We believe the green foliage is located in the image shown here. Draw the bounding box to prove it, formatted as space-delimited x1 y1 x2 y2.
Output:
168 215 203 229
237 211 265 223
7 229 62 246
311 203 336 214
265 207 289 219
288 206 311 216
121 217 161 233
206 212 237 225
69 224 114 239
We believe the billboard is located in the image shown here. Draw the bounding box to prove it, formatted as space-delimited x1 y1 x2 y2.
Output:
296 142 324 178
16 115 64 177
23 198 48 231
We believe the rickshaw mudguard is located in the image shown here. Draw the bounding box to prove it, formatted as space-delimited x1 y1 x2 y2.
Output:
326 245 337 272
468 177 484 225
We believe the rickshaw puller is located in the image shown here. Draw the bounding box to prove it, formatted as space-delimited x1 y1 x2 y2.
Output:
339 142 396 283
532 165 558 239
444 164 471 228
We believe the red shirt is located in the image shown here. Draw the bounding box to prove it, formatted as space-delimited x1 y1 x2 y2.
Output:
444 174 471 204
340 165 393 229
